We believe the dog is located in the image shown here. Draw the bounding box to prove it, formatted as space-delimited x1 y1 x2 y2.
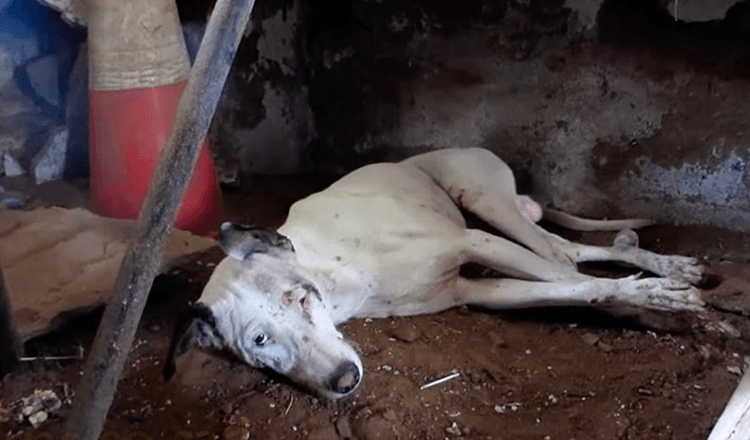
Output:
164 148 704 399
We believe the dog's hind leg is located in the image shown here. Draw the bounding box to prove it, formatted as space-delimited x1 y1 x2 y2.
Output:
541 229 704 284
405 148 575 268
454 275 705 314
462 229 587 282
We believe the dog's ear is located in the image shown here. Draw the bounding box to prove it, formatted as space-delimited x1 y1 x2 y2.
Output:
218 222 295 261
0 266 22 380
163 302 225 381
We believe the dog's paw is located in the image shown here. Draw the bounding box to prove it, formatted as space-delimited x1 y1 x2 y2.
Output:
618 277 705 312
653 255 705 285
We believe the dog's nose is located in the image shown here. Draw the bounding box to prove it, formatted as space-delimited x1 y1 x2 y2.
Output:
326 361 361 395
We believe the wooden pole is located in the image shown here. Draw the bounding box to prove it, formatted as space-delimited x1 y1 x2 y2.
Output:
65 0 256 437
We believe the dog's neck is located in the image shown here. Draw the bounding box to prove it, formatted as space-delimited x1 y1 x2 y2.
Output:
278 226 376 325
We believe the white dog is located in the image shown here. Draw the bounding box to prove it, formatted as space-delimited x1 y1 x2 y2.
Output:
164 148 704 398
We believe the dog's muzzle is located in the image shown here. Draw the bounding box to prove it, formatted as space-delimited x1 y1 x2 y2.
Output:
326 361 361 395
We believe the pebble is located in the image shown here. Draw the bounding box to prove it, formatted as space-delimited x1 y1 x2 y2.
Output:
581 333 601 346
382 408 397 421
22 389 62 418
445 422 462 436
388 325 420 343
28 411 48 428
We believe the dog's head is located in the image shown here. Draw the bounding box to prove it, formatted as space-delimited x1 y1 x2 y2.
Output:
164 223 362 399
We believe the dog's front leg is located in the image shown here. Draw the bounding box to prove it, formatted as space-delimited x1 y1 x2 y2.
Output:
454 275 705 314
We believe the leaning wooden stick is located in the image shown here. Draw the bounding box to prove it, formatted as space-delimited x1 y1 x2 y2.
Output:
65 0 257 438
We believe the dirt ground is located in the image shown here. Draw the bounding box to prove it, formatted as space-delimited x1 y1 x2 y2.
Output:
1 176 750 440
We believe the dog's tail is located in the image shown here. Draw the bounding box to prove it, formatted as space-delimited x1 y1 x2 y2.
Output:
0 263 22 379
543 207 655 232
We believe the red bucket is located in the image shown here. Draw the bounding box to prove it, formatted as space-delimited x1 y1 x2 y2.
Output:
87 0 222 236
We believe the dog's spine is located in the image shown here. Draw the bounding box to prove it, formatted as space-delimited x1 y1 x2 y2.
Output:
0 264 22 379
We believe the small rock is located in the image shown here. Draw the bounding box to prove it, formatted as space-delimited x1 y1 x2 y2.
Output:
445 422 462 436
335 416 353 439
28 410 48 428
31 126 69 184
148 324 161 333
388 325 420 343
382 408 397 421
22 389 62 417
597 341 613 352
494 402 521 413
728 366 743 376
487 331 508 348
221 426 250 440
581 333 600 346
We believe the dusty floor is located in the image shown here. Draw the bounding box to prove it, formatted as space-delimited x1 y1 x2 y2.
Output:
1 176 750 440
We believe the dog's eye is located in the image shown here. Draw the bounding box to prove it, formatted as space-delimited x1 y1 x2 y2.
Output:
254 334 268 347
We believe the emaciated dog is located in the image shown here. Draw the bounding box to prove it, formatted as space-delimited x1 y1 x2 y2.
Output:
165 148 704 399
